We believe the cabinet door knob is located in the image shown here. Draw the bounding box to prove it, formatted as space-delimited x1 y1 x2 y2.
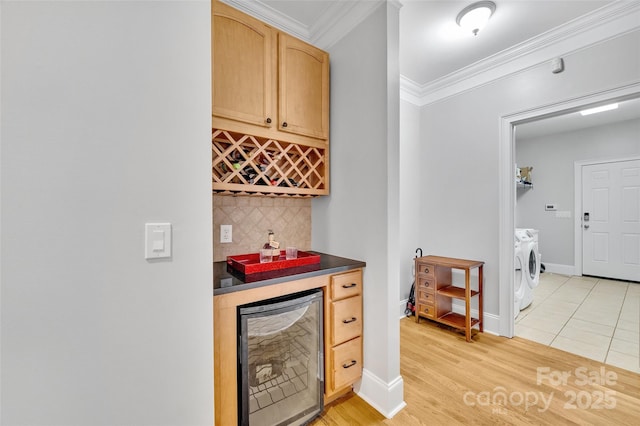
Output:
342 283 357 289
342 360 357 369
342 317 357 324
282 122 288 127
265 117 272 124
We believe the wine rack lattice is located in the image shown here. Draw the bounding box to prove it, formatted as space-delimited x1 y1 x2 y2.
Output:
212 129 328 196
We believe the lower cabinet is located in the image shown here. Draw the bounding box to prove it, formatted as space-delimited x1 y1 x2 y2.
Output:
213 269 364 425
325 269 363 400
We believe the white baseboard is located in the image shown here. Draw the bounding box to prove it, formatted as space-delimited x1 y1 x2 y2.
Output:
355 369 406 418
542 262 576 276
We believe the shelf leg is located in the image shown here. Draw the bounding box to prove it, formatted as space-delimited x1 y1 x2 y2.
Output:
465 268 471 342
479 265 484 333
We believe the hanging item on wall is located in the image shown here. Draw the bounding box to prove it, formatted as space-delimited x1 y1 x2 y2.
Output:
517 166 533 185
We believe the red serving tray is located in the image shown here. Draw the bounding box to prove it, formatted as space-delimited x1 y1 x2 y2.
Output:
227 250 321 274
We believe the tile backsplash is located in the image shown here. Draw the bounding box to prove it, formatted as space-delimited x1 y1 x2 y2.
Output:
213 195 312 262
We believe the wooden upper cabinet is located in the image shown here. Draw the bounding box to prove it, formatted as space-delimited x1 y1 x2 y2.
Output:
278 33 329 140
212 1 329 145
212 1 276 128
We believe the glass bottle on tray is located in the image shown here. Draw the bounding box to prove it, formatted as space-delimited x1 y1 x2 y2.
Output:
263 230 281 261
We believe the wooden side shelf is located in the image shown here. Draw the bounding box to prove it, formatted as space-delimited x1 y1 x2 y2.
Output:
415 255 483 342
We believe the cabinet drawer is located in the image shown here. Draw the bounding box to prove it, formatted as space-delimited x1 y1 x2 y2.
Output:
417 262 435 277
417 277 435 292
417 289 434 305
331 270 362 301
331 296 362 345
417 303 435 319
331 337 362 390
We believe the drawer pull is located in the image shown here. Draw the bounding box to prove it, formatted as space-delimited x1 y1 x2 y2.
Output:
342 360 357 369
342 317 357 324
342 283 357 289
424 267 430 273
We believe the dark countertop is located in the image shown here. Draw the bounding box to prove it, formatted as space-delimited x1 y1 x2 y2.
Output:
213 251 366 295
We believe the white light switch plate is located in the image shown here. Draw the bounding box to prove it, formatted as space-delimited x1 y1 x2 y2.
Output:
145 223 172 259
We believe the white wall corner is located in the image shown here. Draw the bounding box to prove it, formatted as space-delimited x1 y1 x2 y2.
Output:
355 370 406 419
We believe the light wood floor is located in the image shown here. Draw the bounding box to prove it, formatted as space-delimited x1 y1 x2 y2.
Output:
312 317 640 425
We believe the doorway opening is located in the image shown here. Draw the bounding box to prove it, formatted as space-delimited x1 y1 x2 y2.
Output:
498 83 640 338
509 94 640 372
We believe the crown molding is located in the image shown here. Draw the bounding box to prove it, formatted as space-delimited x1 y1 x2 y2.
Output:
220 0 312 41
401 1 640 106
399 75 423 106
221 0 386 51
310 0 386 50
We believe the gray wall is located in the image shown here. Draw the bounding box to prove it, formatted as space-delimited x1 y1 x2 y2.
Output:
1 2 213 424
399 99 421 307
516 118 640 267
417 30 640 319
312 1 404 415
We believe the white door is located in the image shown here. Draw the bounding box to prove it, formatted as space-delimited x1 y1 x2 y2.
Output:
582 159 640 281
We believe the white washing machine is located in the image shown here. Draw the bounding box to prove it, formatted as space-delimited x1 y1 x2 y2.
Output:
516 228 540 309
514 237 526 318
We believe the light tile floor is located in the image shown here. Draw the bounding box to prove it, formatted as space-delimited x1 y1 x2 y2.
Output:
515 273 640 374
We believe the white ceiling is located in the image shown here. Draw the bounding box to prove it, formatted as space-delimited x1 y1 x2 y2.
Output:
398 0 612 85
255 0 614 85
516 96 640 139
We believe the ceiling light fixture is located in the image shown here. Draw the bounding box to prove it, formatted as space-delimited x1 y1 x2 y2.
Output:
580 103 619 116
456 1 496 36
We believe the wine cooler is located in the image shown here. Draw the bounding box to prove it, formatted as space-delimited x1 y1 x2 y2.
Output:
238 289 324 426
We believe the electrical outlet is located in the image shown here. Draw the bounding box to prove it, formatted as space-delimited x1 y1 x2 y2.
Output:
220 224 232 243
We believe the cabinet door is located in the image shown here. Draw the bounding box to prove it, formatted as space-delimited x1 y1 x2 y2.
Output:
212 2 276 127
278 33 329 140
